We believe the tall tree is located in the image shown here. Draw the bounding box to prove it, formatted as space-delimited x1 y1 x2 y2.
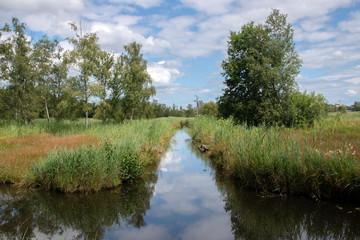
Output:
0 18 38 124
68 23 101 127
32 35 58 122
219 9 302 126
94 50 114 122
121 42 155 120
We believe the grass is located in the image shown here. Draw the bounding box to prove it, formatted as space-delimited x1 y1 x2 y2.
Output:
187 112 360 202
0 117 183 192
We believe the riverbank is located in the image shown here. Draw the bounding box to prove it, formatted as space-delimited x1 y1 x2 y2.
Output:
187 114 360 202
0 118 183 192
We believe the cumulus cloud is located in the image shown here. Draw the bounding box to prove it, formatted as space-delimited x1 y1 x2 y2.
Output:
147 60 182 87
1 0 359 106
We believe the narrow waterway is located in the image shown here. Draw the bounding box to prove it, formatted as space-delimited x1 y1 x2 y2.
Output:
1 129 360 239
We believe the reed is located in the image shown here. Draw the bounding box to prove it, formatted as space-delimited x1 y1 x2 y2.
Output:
1 118 183 192
188 115 360 201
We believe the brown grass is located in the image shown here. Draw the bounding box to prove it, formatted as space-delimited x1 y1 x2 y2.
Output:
281 128 360 160
0 133 99 182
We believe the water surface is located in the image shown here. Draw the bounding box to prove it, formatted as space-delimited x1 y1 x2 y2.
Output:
1 129 360 239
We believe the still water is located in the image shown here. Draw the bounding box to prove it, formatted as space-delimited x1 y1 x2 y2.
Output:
1 129 360 239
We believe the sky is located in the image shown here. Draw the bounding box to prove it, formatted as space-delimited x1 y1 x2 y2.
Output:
0 0 360 107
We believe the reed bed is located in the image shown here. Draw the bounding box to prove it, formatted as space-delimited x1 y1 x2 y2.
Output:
188 114 360 202
0 118 182 192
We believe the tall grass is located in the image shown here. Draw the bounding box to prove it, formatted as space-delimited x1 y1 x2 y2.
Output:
1 118 183 192
188 116 360 201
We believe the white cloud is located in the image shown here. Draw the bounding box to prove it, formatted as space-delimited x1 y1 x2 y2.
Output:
111 224 171 240
345 77 360 84
0 0 84 12
200 89 211 93
181 215 232 240
339 11 360 33
180 0 233 15
346 89 358 95
147 60 182 87
109 0 163 8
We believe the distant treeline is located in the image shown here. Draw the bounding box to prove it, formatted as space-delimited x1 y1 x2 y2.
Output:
326 102 360 112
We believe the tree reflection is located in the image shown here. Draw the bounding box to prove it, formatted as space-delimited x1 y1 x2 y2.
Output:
215 174 360 240
0 172 157 239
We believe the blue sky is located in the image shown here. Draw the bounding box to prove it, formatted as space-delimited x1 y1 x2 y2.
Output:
1 0 360 107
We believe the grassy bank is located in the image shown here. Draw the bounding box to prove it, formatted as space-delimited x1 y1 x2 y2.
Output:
188 113 360 202
0 118 183 192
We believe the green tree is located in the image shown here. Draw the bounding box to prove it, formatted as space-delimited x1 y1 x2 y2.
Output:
0 18 38 124
219 9 302 126
68 24 101 127
202 101 218 117
108 56 125 121
121 42 156 120
94 50 114 122
338 105 347 114
32 35 59 122
49 48 73 120
352 101 360 111
186 104 196 117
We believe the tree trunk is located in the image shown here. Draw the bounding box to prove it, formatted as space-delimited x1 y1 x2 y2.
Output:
130 108 134 121
45 99 50 123
85 110 88 128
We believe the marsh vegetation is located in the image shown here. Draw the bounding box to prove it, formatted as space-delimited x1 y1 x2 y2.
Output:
188 112 360 201
0 118 182 192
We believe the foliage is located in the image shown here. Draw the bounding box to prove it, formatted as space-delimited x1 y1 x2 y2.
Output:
1 18 158 125
186 104 196 117
352 101 360 111
202 101 218 117
219 10 326 127
121 42 156 120
284 91 327 127
0 18 38 124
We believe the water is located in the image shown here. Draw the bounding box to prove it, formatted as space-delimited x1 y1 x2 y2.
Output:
1 129 360 239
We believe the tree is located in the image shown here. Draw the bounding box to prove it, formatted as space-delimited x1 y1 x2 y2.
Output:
121 42 156 120
94 50 114 122
352 101 360 111
32 35 59 122
186 104 196 117
202 101 218 117
68 24 101 127
0 18 38 124
219 9 302 126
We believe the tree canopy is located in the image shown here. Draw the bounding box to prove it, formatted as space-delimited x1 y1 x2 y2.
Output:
218 9 325 127
0 18 157 125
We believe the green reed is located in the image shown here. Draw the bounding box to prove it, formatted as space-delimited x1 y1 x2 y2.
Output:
188 116 360 201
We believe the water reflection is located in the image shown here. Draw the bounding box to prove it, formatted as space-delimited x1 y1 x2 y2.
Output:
1 129 360 239
105 130 233 239
0 173 157 239
212 162 360 239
